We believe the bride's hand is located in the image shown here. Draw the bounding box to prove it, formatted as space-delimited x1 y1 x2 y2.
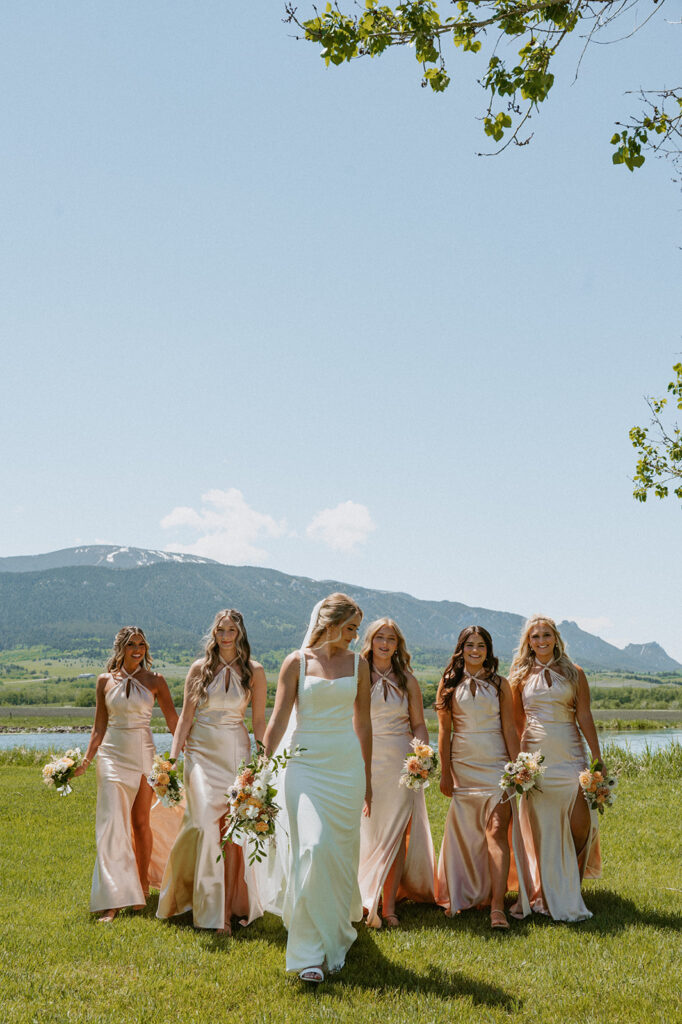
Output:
363 788 372 817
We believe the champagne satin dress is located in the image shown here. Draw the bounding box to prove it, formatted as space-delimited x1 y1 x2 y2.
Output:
358 677 435 927
515 665 601 921
90 673 181 913
282 652 365 973
157 666 263 929
436 675 530 916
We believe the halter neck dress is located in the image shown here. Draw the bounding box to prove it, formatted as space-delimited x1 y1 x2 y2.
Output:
514 663 601 921
358 673 435 927
281 651 365 973
90 670 181 913
157 665 263 928
436 672 530 917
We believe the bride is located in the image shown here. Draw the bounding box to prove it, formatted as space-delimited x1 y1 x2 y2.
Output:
263 593 372 983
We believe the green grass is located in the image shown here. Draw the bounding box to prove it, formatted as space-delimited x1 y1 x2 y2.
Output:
594 717 682 731
0 746 680 1023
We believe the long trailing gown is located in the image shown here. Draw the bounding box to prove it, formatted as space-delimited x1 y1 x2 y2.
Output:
436 673 530 917
157 666 263 929
281 651 365 973
358 676 435 927
90 672 182 913
515 663 601 921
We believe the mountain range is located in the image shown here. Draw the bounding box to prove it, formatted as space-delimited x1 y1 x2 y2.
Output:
0 545 679 672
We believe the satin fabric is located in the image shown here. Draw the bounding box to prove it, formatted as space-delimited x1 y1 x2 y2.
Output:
514 666 601 922
90 675 182 913
436 676 530 917
157 667 263 929
358 679 435 927
282 652 365 973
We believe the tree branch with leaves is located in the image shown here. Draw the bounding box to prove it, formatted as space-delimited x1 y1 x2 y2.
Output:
630 363 682 503
284 1 678 169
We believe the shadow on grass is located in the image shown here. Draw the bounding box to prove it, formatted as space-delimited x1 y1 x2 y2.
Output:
576 888 682 933
391 900 522 941
310 924 520 1010
149 893 288 950
378 890 682 937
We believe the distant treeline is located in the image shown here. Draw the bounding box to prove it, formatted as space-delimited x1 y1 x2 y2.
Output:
2 677 680 711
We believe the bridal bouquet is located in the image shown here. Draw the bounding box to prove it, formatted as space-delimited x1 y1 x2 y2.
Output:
399 738 438 790
222 743 298 865
147 752 184 807
41 748 84 795
579 760 618 814
500 750 546 798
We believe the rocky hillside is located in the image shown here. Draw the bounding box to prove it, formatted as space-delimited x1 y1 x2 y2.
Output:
0 549 679 672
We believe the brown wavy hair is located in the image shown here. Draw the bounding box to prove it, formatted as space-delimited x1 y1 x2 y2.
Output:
307 593 363 649
360 618 412 693
435 626 500 712
188 609 253 704
106 626 153 673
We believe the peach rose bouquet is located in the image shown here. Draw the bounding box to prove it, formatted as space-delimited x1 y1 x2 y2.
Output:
399 738 438 790
579 759 617 814
41 747 84 795
147 752 184 807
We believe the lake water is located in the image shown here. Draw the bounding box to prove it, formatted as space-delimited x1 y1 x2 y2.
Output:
2 729 681 755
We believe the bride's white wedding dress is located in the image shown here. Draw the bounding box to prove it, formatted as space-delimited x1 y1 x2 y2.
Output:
280 651 365 972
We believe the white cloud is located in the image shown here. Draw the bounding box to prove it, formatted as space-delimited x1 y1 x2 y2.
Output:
160 488 286 565
306 501 376 552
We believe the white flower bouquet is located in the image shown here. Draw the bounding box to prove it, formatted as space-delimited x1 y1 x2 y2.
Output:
500 750 546 798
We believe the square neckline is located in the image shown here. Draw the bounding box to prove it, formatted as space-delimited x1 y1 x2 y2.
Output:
300 650 359 683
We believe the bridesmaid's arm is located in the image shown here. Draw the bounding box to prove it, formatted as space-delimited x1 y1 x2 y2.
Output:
575 668 602 766
436 682 454 798
170 663 201 761
499 678 520 761
406 673 430 745
153 673 179 735
249 663 267 746
511 683 526 742
353 657 372 817
263 652 299 757
72 674 109 776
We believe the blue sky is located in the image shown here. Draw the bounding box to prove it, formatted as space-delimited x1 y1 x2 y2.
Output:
1 2 680 660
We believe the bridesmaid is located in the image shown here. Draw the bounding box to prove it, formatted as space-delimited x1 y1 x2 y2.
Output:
263 593 372 983
509 616 602 921
157 609 266 934
436 626 529 929
74 626 179 923
358 618 435 928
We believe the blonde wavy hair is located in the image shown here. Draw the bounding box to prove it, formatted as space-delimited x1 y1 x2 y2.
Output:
508 615 579 690
188 609 253 704
307 593 363 649
106 626 153 673
361 618 412 693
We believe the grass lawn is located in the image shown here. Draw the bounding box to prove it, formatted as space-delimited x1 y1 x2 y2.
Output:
1 748 680 1024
